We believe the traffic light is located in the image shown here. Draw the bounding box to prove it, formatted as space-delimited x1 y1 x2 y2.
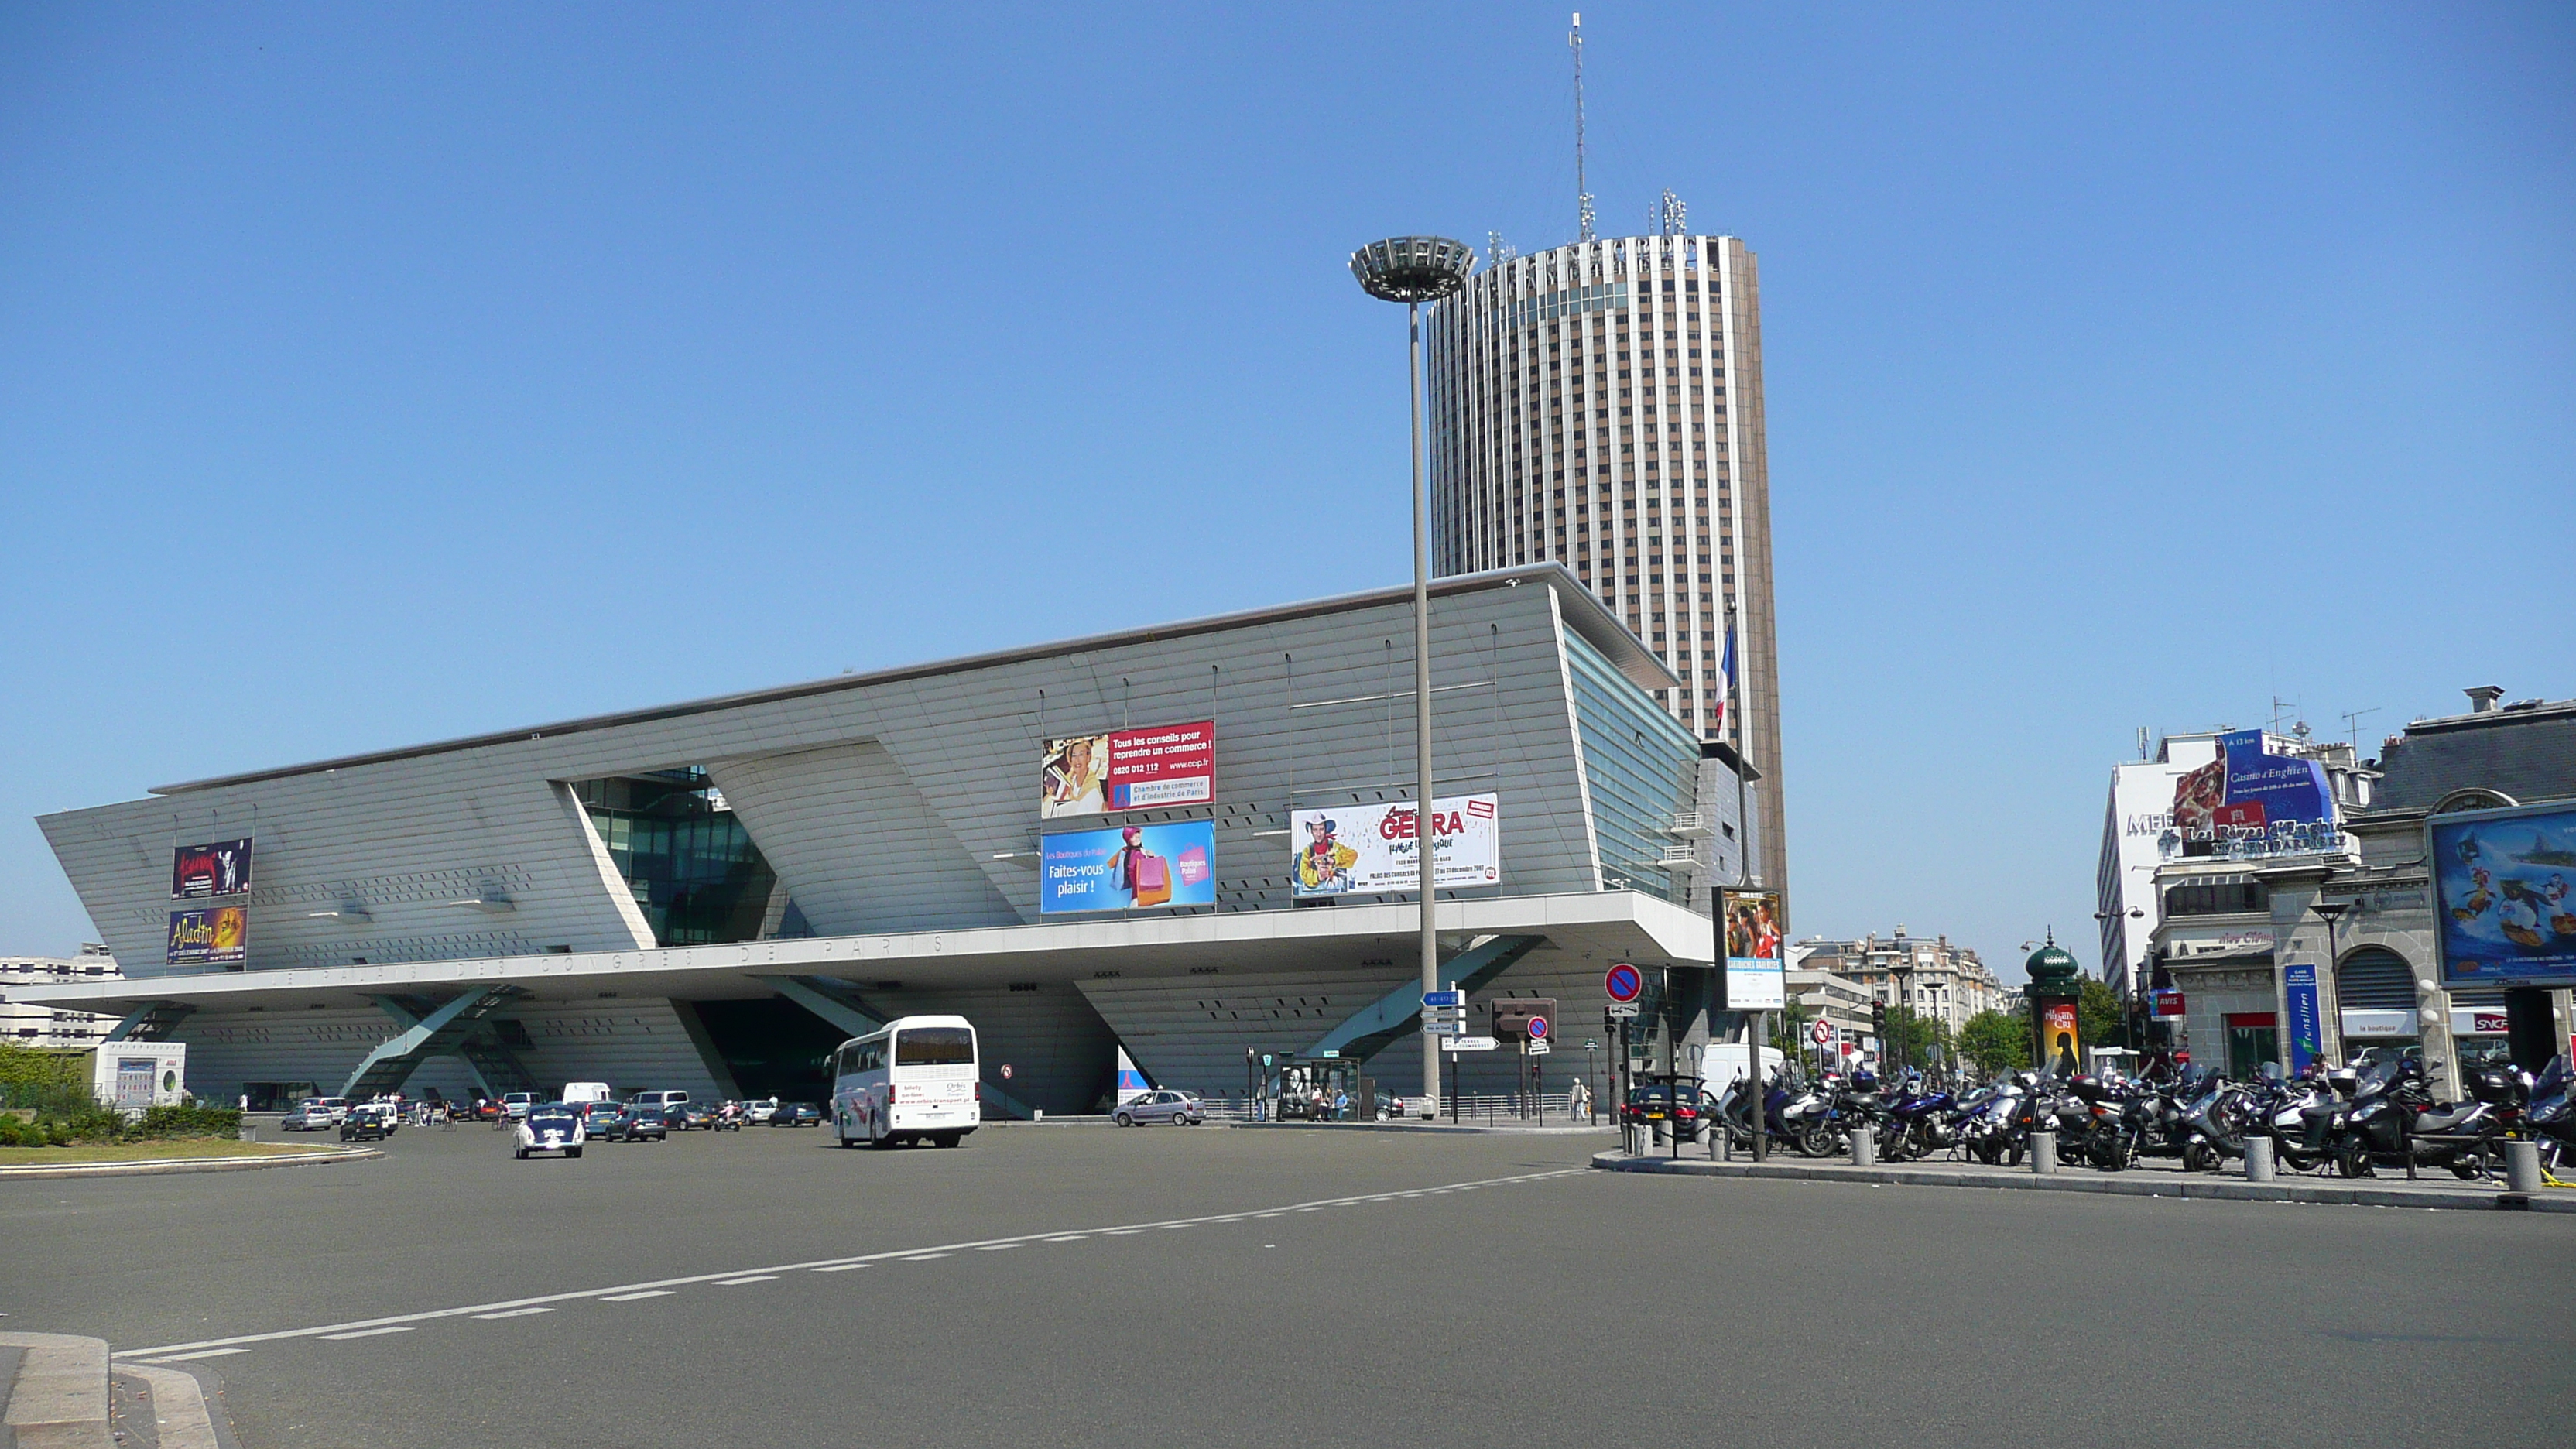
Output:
1872 1001 1887 1039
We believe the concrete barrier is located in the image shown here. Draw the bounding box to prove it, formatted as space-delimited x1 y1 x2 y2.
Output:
2506 1139 2543 1195
2 1331 111 1448
2245 1136 2276 1183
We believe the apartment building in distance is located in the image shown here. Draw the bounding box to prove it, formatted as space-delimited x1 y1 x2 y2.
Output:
0 945 123 1046
1793 929 2007 1039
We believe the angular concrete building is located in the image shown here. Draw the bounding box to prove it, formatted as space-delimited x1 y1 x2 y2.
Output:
28 567 1740 1115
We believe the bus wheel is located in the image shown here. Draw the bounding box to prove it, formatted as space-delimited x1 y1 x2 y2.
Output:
933 1132 962 1149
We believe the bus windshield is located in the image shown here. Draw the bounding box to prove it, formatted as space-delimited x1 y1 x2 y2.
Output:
895 1027 975 1067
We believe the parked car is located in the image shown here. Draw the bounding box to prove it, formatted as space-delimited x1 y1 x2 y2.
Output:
313 1096 352 1125
284 1099 336 1132
1621 1084 1704 1142
576 1101 625 1139
678 1103 715 1131
629 1091 691 1129
560 1081 614 1105
502 1091 538 1122
514 1104 587 1159
769 1101 824 1128
1114 1090 1205 1126
743 1098 781 1125
339 1104 399 1142
611 1106 669 1142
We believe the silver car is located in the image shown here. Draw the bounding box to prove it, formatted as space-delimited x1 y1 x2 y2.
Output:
1114 1090 1204 1126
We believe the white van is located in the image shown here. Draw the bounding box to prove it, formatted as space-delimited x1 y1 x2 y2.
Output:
1693 1044 1786 1088
629 1090 690 1126
561 1082 613 1105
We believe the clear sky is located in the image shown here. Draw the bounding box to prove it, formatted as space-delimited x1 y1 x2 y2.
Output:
3 4 2569 980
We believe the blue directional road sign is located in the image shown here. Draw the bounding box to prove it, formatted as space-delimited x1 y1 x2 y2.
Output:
1423 990 1465 1009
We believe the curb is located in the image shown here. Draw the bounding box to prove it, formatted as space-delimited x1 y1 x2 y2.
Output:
1 1334 238 1449
2 1330 110 1448
1238 1121 1619 1136
0 1146 381 1180
1588 1151 2576 1213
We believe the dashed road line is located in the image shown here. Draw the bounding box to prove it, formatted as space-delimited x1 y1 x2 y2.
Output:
973 1243 1020 1252
470 1308 554 1321
714 1276 778 1286
810 1264 870 1273
118 1166 1587 1359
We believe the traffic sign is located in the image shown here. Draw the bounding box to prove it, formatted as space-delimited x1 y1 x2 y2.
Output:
1423 989 1465 1009
1807 1019 1837 1047
1605 1003 1641 1020
1604 963 1643 1003
1000 1064 1015 1080
1526 1040 1551 1056
1443 1036 1500 1053
1526 1015 1550 1040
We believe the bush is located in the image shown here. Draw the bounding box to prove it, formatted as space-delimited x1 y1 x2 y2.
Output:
134 1104 242 1139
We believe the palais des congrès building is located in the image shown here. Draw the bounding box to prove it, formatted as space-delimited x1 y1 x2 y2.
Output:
25 566 1759 1115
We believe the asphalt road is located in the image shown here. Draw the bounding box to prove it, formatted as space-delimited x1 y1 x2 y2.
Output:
4 1120 2571 1448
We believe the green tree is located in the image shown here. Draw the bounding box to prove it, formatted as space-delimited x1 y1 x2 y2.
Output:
1957 1007 2031 1077
1885 1008 1951 1071
2078 975 2129 1052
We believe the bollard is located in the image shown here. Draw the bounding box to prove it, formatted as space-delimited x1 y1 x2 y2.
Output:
1850 1123 1876 1167
2030 1130 2057 1174
2506 1139 2543 1195
2245 1136 2276 1183
237 1122 257 1142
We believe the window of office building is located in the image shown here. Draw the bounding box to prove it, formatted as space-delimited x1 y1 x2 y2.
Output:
1564 629 1702 903
571 769 780 947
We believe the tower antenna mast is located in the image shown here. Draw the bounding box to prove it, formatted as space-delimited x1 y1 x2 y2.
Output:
1571 13 1594 242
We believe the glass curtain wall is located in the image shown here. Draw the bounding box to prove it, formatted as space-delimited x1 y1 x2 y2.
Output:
573 769 779 947
1564 631 1703 903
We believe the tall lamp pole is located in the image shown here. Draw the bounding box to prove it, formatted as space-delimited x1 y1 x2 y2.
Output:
1350 236 1475 1112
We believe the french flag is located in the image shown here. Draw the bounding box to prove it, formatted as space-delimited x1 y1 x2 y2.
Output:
1711 626 1736 735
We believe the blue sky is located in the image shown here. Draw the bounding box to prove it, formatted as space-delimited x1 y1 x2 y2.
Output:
3 4 2569 979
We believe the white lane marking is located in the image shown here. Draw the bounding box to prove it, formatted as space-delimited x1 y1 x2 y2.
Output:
1105 1228 1144 1235
119 1166 1587 1358
470 1307 554 1321
1043 1235 1088 1242
973 1243 1020 1252
603 1291 673 1301
134 1348 249 1363
810 1264 870 1273
714 1276 777 1286
318 1327 413 1341
899 1253 953 1262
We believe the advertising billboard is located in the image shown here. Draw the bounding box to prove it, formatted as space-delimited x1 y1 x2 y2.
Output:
1716 889 1786 1010
2283 963 2322 1074
1288 795 1499 898
1039 821 1216 915
2038 1001 2081 1074
166 906 247 967
1040 721 1215 817
2429 800 2576 989
171 838 254 899
2167 730 2339 858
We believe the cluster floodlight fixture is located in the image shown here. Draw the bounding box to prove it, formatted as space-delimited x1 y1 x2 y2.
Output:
1349 237 1475 304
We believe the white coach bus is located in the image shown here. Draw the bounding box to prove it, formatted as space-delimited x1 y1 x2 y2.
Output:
830 1015 981 1149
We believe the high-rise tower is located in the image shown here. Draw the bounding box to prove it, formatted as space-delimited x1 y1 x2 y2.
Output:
1424 229 1787 896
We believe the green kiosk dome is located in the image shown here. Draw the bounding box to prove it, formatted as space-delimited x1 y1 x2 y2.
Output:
2025 933 2080 991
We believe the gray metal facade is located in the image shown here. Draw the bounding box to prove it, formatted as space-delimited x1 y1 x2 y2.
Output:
36 566 1736 1113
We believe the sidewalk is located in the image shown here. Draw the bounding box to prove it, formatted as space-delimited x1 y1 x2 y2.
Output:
1591 1147 2576 1213
0 1332 233 1449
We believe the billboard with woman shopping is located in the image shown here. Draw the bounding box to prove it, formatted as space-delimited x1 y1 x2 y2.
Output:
1039 821 1217 914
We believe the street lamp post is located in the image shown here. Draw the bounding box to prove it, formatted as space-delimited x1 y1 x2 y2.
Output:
1350 236 1475 1114
2310 899 2351 1073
